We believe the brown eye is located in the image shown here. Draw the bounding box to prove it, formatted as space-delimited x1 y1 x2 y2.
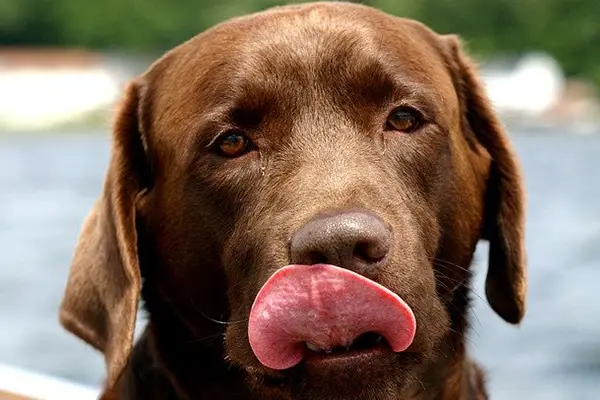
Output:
216 131 252 158
386 107 422 132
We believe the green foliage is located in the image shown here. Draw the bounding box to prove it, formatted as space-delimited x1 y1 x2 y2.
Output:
372 0 600 86
0 0 598 86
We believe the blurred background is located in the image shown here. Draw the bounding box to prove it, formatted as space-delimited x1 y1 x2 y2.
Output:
0 0 599 399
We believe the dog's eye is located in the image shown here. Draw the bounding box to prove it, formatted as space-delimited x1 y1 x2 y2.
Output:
385 107 422 133
215 131 252 158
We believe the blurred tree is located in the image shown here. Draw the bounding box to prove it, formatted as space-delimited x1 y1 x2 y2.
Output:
371 0 600 86
0 0 61 46
0 0 598 86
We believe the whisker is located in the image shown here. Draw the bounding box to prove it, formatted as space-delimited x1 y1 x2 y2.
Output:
188 296 248 326
188 332 223 344
433 271 484 330
449 327 478 348
431 257 472 274
431 262 487 303
199 310 244 325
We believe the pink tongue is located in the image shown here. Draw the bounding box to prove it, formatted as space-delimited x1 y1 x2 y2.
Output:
248 264 416 370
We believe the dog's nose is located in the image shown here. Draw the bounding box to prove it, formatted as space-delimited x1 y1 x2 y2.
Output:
290 211 392 276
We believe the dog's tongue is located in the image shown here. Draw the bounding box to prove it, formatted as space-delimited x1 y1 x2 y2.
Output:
248 264 416 370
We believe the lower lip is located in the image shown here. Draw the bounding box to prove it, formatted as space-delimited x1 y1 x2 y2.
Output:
303 342 389 367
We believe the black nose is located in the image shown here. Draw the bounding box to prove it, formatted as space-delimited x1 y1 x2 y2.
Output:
290 210 392 276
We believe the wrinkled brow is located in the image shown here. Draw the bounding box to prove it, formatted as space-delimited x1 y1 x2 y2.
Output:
321 56 446 124
184 47 449 156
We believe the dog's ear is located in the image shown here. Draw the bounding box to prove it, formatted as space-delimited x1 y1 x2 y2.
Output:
443 35 527 324
59 79 149 387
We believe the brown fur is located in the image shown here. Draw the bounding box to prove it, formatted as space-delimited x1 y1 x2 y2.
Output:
59 2 526 399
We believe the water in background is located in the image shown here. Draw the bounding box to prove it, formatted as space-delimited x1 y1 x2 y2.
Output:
1 130 599 399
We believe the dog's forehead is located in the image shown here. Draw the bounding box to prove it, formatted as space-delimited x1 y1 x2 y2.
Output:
233 12 446 89
145 3 456 147
171 5 450 89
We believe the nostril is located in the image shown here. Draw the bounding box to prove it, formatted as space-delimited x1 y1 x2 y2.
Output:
353 241 387 263
310 251 329 265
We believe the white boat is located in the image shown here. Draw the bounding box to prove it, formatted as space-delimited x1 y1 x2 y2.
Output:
0 362 99 400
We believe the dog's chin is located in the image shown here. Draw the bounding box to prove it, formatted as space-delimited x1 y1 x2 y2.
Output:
244 347 421 400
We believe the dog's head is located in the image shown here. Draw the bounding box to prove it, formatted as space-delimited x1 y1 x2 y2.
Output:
59 3 526 399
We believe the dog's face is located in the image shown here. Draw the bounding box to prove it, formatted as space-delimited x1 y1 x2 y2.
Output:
59 3 526 400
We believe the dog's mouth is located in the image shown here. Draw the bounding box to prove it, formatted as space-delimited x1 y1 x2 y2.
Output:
305 331 385 355
302 331 391 368
248 264 416 370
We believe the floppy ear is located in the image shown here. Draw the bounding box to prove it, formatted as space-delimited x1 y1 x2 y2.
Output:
59 80 149 387
443 35 527 324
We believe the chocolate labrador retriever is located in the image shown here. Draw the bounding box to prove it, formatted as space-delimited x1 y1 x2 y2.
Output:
59 2 527 399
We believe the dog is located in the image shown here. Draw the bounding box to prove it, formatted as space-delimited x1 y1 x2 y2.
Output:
59 2 527 399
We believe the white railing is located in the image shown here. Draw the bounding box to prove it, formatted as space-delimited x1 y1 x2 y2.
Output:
0 362 99 400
